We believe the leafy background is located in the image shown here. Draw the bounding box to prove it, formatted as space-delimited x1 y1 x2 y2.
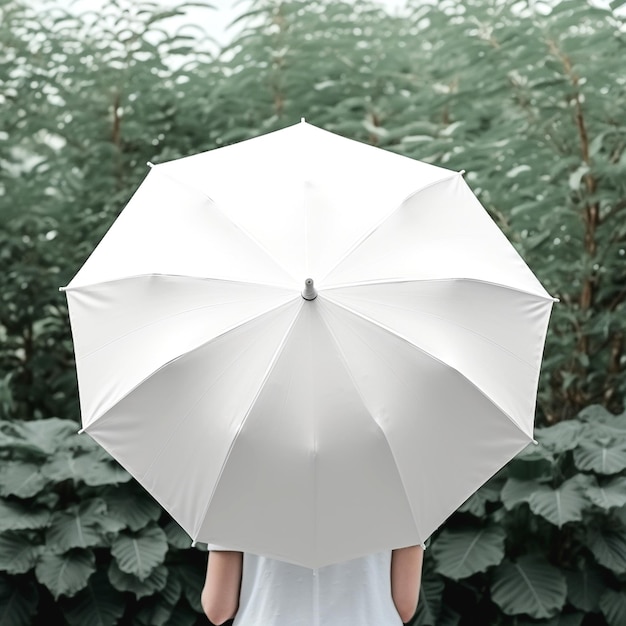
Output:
1 0 625 624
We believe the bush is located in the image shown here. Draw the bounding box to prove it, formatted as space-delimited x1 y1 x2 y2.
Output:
414 404 626 626
0 418 208 625
1 406 624 624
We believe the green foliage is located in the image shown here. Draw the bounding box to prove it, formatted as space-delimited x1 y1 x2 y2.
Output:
0 419 207 623
2 0 624 424
2 0 626 623
0 575 38 626
0 532 42 575
491 555 567 619
35 549 96 600
59 571 125 626
600 590 626 626
110 524 169 580
430 524 506 580
527 475 590 527
413 406 626 625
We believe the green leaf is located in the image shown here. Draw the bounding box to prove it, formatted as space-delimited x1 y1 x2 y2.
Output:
528 476 590 527
0 532 42 575
158 602 198 626
82 455 131 487
574 439 626 474
432 525 505 580
13 419 79 455
0 499 51 532
600 589 626 626
587 527 626 574
163 519 192 549
437 604 461 626
0 419 78 457
578 404 614 422
457 478 502 517
362 119 389 139
35 549 96 599
507 446 554 480
413 570 444 626
111 524 168 580
46 499 108 552
174 560 206 612
553 614 585 626
60 571 124 626
102 483 161 531
574 437 626 474
516 613 584 626
501 478 539 510
0 462 47 498
0 575 38 626
565 566 605 612
134 596 177 626
491 555 567 619
568 163 590 190
586 477 626 510
535 420 582 452
45 449 130 486
108 560 168 598
515 613 585 626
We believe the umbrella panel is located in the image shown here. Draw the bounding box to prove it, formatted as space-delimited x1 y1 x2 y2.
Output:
199 299 419 567
156 122 454 285
324 279 553 438
68 276 296 427
86 292 535 567
84 299 302 538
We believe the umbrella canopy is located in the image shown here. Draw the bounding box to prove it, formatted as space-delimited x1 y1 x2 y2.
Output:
63 120 555 568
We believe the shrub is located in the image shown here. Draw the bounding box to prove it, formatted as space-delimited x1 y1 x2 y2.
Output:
0 418 208 625
413 404 626 625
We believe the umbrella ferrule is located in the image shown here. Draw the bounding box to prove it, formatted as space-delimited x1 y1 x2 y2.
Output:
302 278 317 301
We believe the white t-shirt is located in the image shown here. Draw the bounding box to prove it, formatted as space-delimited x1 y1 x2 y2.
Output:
208 547 406 626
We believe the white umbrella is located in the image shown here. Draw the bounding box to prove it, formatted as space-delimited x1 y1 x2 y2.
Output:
63 120 555 568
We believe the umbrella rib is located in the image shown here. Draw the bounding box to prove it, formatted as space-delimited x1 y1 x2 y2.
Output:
81 296 300 428
190 300 305 542
71 281 296 360
322 276 557 303
135 317 295 489
81 297 297 360
152 165 299 284
316 301 424 543
320 171 461 284
62 273 298 293
322 288 543 371
321 297 533 439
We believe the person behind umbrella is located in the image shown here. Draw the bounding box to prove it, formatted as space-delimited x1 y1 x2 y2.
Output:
201 544 424 625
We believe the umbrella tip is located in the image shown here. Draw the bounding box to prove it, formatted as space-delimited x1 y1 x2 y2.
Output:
301 117 306 124
302 278 317 301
